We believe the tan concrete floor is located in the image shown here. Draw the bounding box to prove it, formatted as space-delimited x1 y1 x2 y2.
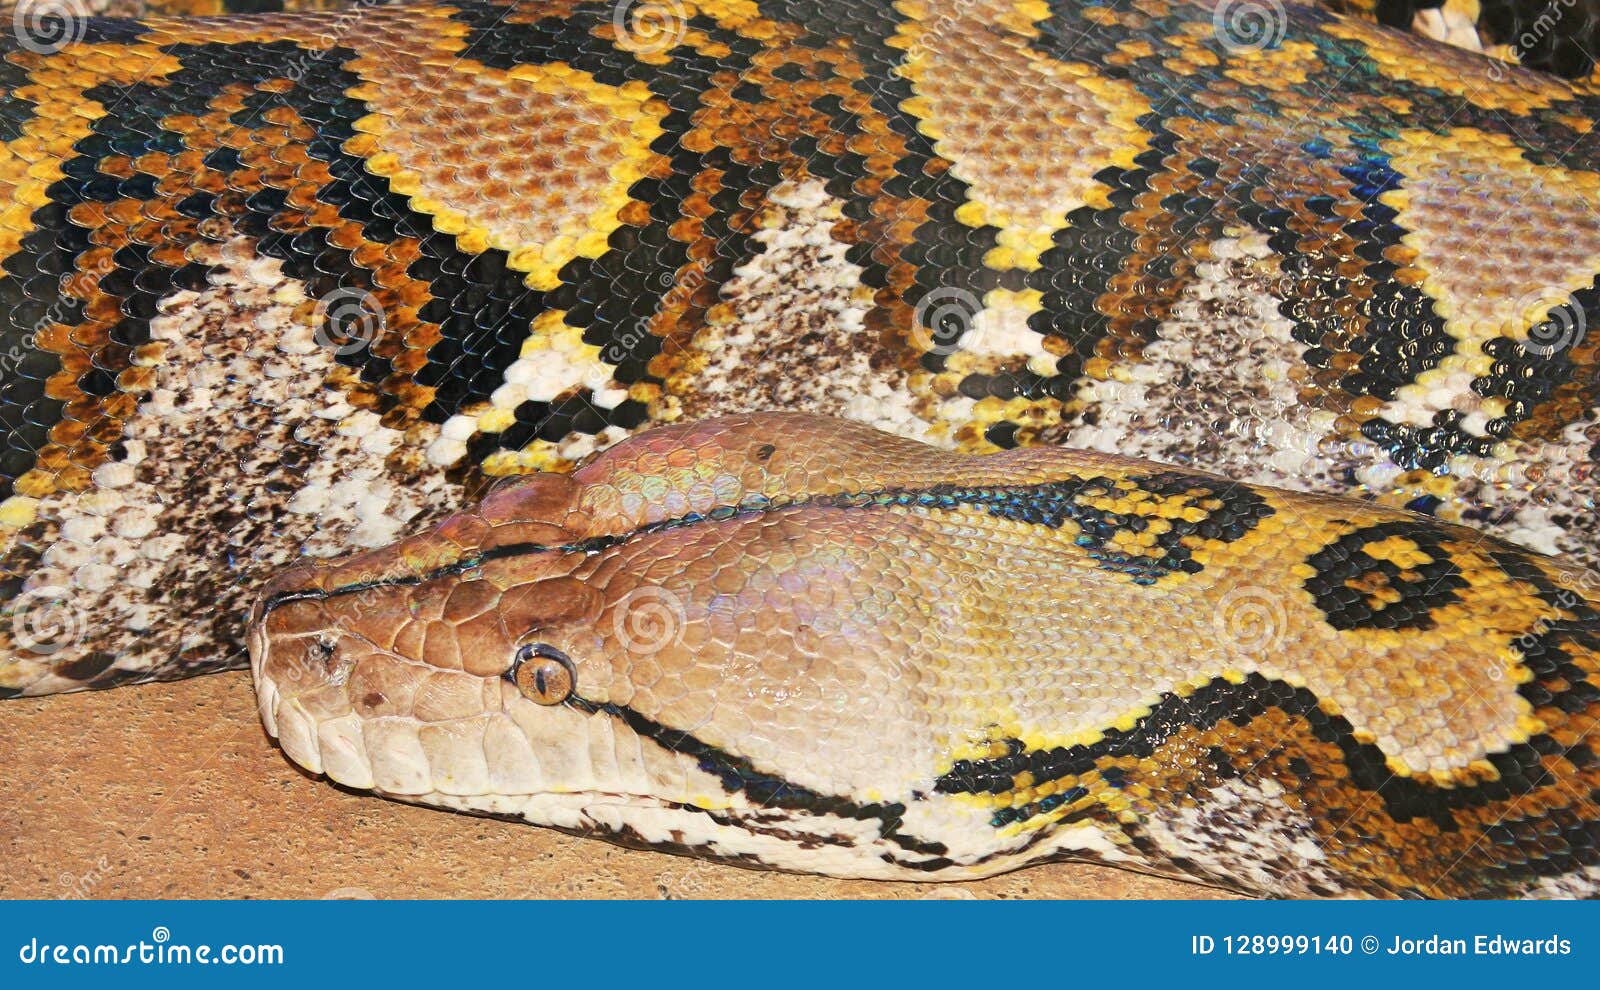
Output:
1 672 1230 899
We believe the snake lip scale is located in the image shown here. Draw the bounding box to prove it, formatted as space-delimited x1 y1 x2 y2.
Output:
2 0 1600 898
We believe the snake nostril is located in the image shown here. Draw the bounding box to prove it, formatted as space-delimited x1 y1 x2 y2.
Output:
305 637 340 677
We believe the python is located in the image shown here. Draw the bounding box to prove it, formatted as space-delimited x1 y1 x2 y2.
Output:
1 0 1598 898
250 413 1600 897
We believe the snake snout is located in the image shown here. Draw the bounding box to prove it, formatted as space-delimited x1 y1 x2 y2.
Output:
247 559 377 781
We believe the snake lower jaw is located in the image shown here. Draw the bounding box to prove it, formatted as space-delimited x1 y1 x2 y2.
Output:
248 627 1105 884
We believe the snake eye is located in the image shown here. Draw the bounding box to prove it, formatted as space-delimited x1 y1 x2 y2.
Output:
510 643 576 705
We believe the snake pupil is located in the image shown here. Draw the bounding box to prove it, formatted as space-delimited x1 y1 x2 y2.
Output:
512 644 576 705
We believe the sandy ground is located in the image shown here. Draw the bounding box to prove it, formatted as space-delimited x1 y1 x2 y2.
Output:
1 673 1229 899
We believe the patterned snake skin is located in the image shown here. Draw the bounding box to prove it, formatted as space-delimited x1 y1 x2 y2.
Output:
2 0 1600 895
253 412 1600 896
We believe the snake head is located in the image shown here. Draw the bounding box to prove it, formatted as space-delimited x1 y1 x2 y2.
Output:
248 412 1597 888
248 470 611 792
249 413 1052 876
